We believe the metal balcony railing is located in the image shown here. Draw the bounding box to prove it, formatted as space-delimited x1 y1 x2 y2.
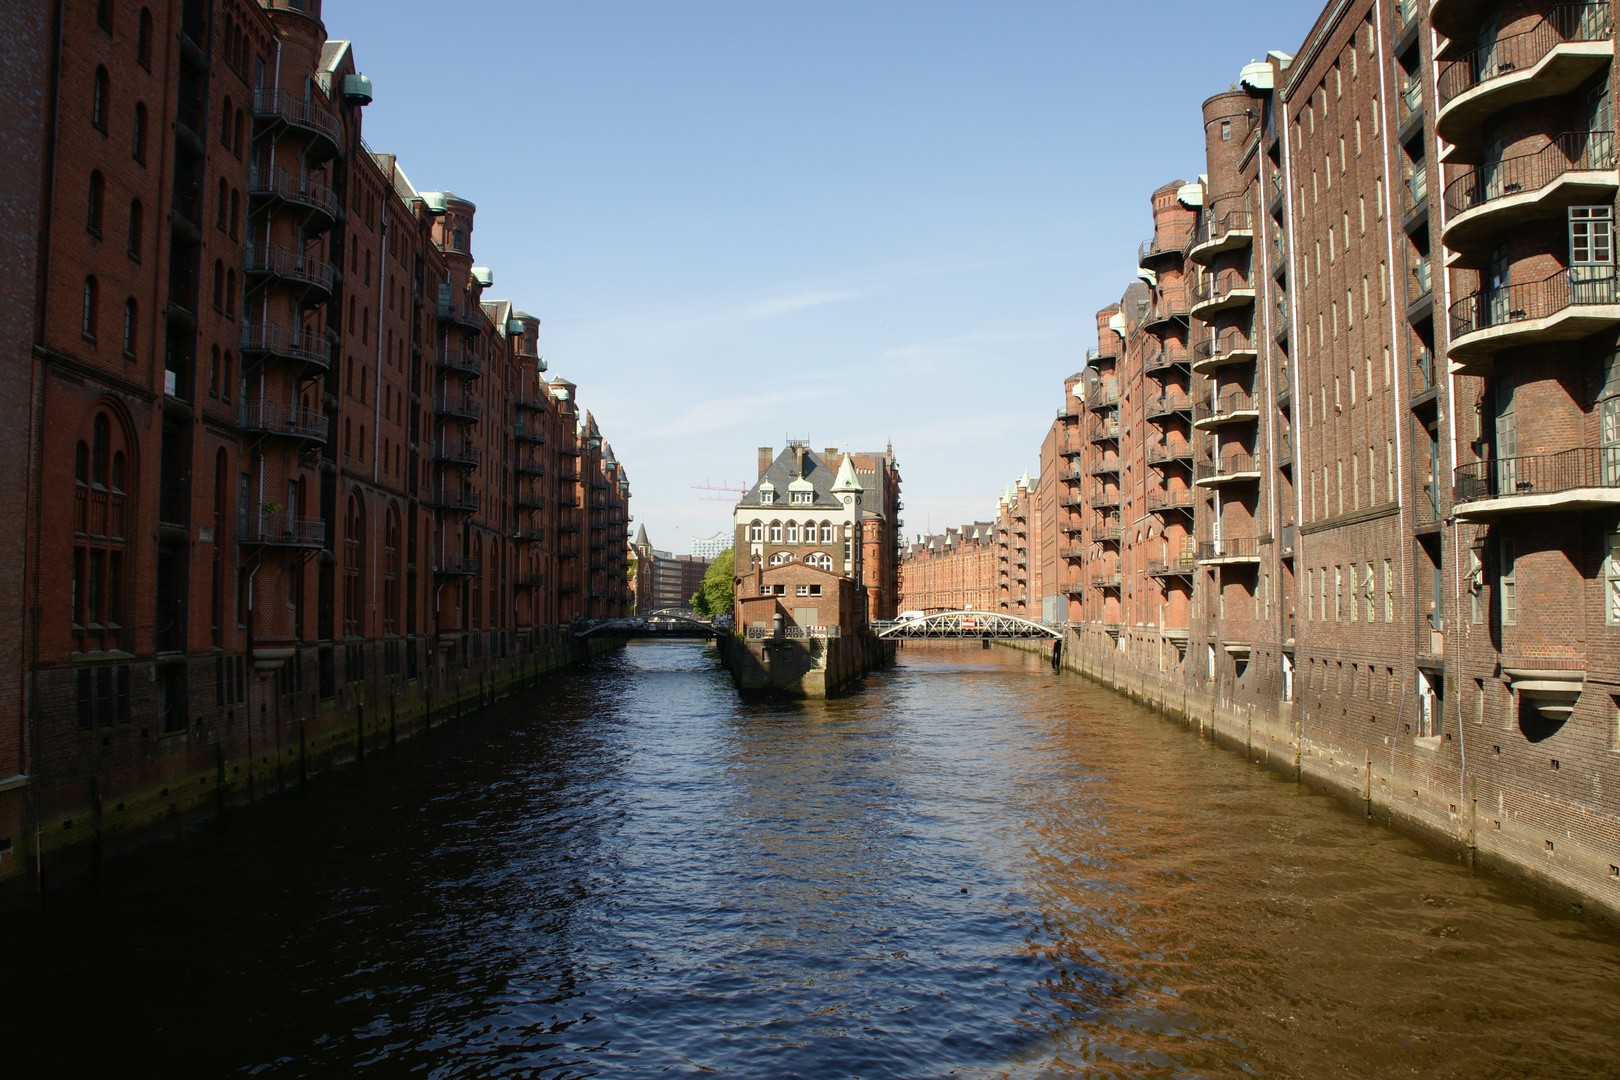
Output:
238 510 325 548
1196 536 1261 561
433 556 480 576
1195 454 1259 481
428 487 480 513
1449 265 1620 339
1138 225 1193 262
243 244 335 294
1444 131 1616 220
1191 331 1255 366
238 401 329 442
435 348 482 378
1454 446 1620 504
1190 270 1254 306
1150 490 1196 513
1438 5 1613 107
1190 211 1253 252
1087 384 1121 410
1193 391 1258 422
433 396 483 422
1148 442 1193 465
246 164 338 219
433 442 481 467
252 87 340 147
240 320 329 369
1088 417 1121 441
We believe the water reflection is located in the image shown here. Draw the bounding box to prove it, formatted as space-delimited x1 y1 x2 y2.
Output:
1 641 1617 1078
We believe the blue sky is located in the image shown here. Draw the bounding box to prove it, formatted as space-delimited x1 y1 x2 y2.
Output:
333 1 1318 552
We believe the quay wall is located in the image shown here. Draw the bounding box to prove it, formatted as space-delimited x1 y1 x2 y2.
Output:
8 635 621 893
720 632 894 697
1011 632 1620 927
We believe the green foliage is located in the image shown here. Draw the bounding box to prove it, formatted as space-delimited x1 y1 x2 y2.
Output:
690 548 735 618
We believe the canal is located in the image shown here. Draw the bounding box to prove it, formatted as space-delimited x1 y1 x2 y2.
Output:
5 641 1619 1077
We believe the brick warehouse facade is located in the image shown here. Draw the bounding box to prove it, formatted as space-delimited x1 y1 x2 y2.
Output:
2 0 631 885
904 0 1620 920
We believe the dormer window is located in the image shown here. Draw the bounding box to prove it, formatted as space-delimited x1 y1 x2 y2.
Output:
760 490 775 505
791 491 812 504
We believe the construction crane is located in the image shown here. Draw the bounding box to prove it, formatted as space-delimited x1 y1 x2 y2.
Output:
692 480 747 503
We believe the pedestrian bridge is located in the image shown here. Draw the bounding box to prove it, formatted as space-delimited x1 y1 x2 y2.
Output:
873 611 1063 640
574 610 718 638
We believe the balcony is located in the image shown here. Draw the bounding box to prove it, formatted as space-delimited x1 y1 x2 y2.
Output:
1191 331 1258 373
437 298 485 333
1090 490 1121 510
515 392 549 411
434 348 482 379
516 573 546 589
1192 391 1260 429
1062 579 1085 596
1088 417 1120 443
1091 571 1123 589
1138 225 1193 265
1194 454 1262 487
1086 384 1120 410
1089 458 1121 476
1143 342 1189 375
516 457 546 476
433 485 482 513
238 510 325 549
433 557 480 576
1085 344 1121 365
243 244 334 301
1059 439 1085 458
1147 545 1198 577
1448 265 1620 371
516 491 546 510
1186 211 1254 265
1442 132 1617 256
515 418 545 442
1189 270 1256 319
246 165 338 231
1148 441 1194 466
238 401 329 444
1145 392 1192 420
1149 490 1195 514
1057 401 1080 421
1143 289 1191 330
1453 446 1620 517
1436 5 1615 159
433 442 481 468
251 87 339 160
1196 536 1263 565
433 395 483 423
240 320 329 372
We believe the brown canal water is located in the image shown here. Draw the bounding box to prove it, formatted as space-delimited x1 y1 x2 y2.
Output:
3 641 1618 1078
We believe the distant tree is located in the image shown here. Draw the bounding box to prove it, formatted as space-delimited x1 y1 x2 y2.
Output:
691 549 734 618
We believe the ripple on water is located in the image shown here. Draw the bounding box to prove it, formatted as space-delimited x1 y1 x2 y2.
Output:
2 640 1619 1079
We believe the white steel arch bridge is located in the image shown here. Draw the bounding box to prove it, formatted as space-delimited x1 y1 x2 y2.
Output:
873 611 1063 640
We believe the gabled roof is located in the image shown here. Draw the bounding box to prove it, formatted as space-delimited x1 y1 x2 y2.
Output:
738 447 846 510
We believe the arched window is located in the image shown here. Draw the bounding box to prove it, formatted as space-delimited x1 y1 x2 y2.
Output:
122 299 136 356
126 198 142 260
220 97 233 147
225 270 236 316
222 351 234 401
748 521 763 542
137 9 153 69
234 109 245 157
81 276 98 339
229 189 239 238
769 521 782 543
73 407 133 650
820 522 834 543
212 260 224 310
769 551 794 566
358 425 365 462
96 0 113 32
453 229 466 251
807 552 833 570
785 521 799 544
209 346 221 394
92 66 108 131
133 102 147 163
216 179 228 229
87 170 104 235
383 506 400 634
343 495 366 637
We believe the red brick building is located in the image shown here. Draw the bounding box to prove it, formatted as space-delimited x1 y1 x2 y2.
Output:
904 0 1620 917
3 0 630 884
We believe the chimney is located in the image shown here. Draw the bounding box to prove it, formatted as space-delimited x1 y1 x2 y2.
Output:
758 447 773 478
793 444 806 476
824 447 838 460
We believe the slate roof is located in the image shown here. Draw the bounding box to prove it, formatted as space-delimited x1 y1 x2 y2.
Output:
739 447 847 510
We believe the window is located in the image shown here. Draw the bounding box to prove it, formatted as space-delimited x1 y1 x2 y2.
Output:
343 495 365 637
217 179 228 230
81 276 98 339
87 170 104 235
133 102 147 163
122 299 136 357
1570 207 1614 292
92 66 108 131
769 522 782 543
791 491 812 505
1606 535 1620 626
126 199 142 260
97 0 113 31
1306 568 1315 620
796 584 810 597
820 522 834 543
221 97 234 147
1335 566 1343 620
785 522 799 543
229 189 239 239
234 109 245 157
1364 563 1375 622
209 346 221 395
212 260 225 311
1499 539 1517 625
1220 118 1231 141
137 9 153 68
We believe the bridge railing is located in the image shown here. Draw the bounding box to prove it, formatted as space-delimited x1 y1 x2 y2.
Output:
745 625 842 639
